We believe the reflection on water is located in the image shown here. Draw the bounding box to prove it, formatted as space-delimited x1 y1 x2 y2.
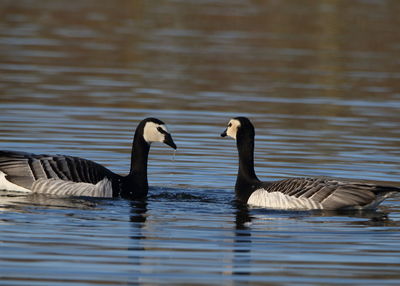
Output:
1 0 400 285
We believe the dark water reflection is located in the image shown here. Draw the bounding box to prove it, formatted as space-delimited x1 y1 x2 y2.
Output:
1 0 400 285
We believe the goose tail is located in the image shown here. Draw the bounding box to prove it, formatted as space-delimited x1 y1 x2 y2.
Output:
0 171 32 192
366 185 400 209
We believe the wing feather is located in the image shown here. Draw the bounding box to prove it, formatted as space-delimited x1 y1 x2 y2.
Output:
257 177 399 210
41 159 60 180
0 150 116 190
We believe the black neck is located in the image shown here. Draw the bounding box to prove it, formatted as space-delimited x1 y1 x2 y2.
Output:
122 131 150 199
130 136 150 176
235 133 259 202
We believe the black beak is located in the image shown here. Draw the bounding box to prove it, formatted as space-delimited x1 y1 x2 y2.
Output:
164 133 177 150
221 129 227 137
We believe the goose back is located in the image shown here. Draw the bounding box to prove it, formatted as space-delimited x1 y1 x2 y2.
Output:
248 177 399 210
0 150 117 190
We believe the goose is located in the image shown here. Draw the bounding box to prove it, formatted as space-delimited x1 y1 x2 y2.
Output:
0 117 177 199
221 117 400 210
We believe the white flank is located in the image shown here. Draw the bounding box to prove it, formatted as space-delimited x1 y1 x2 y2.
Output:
143 122 168 144
0 171 31 192
247 189 323 210
31 178 113 198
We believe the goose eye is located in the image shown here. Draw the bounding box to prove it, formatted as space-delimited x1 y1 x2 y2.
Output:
228 123 232 127
157 126 167 134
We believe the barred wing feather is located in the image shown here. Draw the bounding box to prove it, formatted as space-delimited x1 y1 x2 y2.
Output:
0 150 115 190
251 178 397 210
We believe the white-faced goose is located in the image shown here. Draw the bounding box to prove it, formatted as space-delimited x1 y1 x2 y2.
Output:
0 118 177 199
221 117 399 210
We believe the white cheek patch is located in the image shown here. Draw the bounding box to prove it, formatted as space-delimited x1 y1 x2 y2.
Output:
143 122 167 143
226 119 241 139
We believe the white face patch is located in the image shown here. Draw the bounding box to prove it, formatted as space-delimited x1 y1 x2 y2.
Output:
226 119 241 140
143 122 168 144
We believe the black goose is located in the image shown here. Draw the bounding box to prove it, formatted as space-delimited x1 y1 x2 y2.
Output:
0 118 177 199
221 117 399 210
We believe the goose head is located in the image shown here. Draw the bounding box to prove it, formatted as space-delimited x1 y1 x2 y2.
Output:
221 117 254 141
141 118 177 149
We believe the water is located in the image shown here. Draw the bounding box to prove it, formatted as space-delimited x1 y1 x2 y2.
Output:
1 0 400 285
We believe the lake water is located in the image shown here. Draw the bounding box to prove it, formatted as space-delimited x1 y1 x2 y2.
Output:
1 0 400 285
